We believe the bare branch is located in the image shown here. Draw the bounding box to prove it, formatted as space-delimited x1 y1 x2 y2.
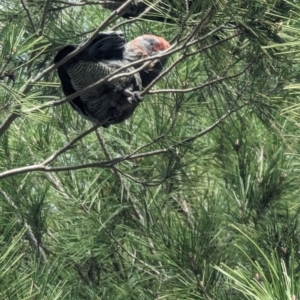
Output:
182 5 215 47
179 104 248 145
95 129 145 223
141 33 239 96
111 0 162 30
148 60 253 95
106 229 167 278
0 105 245 180
20 0 36 33
53 0 104 5
0 112 19 137
43 124 101 166
39 0 51 35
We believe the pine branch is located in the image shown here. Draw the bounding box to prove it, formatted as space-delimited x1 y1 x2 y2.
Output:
39 0 51 35
0 189 48 262
0 105 245 180
94 128 145 223
148 59 254 95
20 0 36 33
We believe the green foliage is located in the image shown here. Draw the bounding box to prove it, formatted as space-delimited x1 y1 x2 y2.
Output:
1 0 300 299
216 225 300 300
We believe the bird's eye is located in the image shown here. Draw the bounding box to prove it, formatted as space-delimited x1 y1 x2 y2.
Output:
149 39 155 46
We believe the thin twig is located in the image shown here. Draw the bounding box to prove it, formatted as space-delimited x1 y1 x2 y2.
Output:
182 5 215 47
39 0 51 35
20 0 36 33
43 123 101 166
106 229 167 278
141 32 238 96
0 105 246 180
111 0 162 30
53 0 103 5
147 60 253 95
95 128 145 223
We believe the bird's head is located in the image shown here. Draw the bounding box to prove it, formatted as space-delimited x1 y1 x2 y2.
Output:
139 35 170 53
125 34 170 59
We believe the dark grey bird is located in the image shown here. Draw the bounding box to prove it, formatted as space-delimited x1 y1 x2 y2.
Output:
54 31 143 127
54 31 170 127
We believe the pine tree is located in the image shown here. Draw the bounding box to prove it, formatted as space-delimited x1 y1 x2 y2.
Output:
1 0 300 299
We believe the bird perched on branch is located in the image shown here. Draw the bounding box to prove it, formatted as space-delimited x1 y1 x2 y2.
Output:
54 31 170 127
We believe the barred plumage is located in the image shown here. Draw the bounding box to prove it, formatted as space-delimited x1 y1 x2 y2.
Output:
67 59 141 124
54 31 170 127
54 31 142 127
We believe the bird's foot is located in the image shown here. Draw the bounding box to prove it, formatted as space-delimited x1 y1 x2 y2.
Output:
122 89 143 104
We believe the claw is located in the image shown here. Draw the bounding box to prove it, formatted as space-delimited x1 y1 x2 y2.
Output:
122 89 143 104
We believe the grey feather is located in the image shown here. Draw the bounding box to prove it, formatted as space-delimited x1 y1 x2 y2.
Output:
54 31 143 127
67 59 142 125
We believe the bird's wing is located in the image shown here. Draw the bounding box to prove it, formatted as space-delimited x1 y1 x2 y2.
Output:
54 45 76 96
54 45 90 117
53 32 125 119
84 31 126 61
67 60 111 97
54 32 144 125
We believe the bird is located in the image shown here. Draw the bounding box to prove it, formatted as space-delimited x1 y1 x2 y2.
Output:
54 31 141 127
54 31 170 127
